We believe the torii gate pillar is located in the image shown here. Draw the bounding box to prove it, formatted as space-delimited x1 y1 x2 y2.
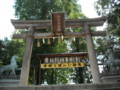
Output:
19 26 34 85
84 23 101 83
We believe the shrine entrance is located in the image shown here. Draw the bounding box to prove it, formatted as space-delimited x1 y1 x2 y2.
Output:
37 52 87 84
11 12 106 85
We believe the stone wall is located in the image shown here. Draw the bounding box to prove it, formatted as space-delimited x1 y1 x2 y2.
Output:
0 83 120 90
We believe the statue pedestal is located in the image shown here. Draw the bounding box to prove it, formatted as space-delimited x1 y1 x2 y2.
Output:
101 75 120 83
0 80 20 86
0 75 20 86
101 70 120 83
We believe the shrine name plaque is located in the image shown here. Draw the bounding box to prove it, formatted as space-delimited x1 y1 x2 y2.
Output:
41 62 84 69
52 12 65 35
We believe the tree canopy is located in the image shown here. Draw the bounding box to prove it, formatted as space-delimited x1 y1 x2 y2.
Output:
14 0 85 19
95 0 120 36
0 38 24 66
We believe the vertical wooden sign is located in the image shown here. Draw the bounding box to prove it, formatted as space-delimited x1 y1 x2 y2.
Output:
52 13 65 35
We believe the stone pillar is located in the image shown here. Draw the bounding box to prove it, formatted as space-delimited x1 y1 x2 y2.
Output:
84 23 101 83
19 26 34 85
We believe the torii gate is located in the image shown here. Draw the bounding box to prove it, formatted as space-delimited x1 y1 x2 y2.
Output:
11 13 106 85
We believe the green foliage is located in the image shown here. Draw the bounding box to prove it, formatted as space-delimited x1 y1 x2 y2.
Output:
43 68 72 85
95 0 120 36
71 38 87 52
94 0 120 63
70 37 91 83
0 38 25 66
95 37 107 54
14 0 85 19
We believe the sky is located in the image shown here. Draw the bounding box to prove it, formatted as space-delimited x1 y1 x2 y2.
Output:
0 0 101 40
0 0 16 40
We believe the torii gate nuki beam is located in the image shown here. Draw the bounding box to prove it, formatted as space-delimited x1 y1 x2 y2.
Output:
11 14 106 85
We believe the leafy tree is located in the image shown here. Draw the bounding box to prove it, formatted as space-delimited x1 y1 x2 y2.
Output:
0 38 24 67
94 0 120 36
94 0 120 65
94 0 120 66
14 0 86 85
14 0 85 20
69 36 91 83
95 37 107 55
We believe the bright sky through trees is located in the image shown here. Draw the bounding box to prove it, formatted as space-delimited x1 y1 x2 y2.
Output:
0 0 99 40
